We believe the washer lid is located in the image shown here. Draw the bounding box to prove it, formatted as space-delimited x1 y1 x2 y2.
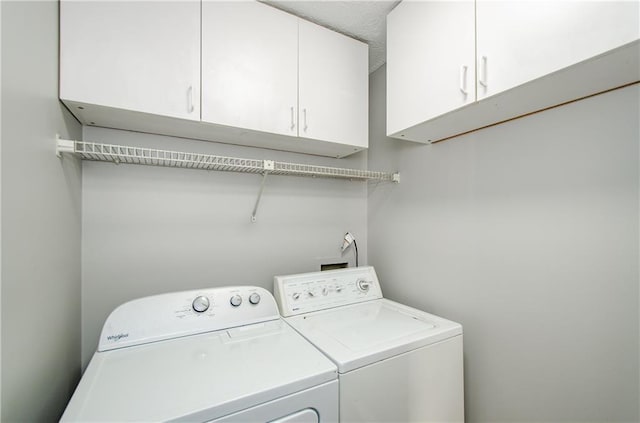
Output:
61 320 337 422
284 299 462 373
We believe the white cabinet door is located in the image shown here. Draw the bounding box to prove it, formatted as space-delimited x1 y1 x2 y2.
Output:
201 1 298 137
387 0 475 137
298 19 369 149
60 0 200 121
476 0 640 99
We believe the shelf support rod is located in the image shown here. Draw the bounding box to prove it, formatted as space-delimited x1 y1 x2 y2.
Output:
251 160 274 223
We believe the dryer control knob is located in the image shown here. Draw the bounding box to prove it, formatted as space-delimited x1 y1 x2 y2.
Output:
192 296 210 313
249 293 261 305
230 295 242 307
322 287 328 296
357 279 371 292
292 292 301 300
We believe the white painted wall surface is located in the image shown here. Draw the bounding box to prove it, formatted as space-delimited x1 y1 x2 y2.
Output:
81 126 368 366
368 66 639 422
1 1 82 420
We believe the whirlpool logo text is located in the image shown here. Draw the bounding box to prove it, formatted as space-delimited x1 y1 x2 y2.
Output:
107 333 129 342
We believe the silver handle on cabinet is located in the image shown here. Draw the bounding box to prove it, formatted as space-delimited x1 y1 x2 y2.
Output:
187 86 195 113
303 108 308 132
459 65 468 95
290 106 295 131
479 56 488 88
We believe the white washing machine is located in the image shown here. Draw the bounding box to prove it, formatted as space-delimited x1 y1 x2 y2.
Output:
61 286 338 422
274 267 464 423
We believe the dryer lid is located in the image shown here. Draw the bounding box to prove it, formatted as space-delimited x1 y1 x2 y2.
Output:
285 299 462 373
61 319 337 422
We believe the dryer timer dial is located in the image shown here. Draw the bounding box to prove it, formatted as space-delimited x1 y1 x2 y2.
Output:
192 296 210 313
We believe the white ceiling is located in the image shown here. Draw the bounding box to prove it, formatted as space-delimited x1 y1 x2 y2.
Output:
262 1 401 73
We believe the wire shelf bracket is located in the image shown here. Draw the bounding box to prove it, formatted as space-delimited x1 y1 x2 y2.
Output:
56 136 400 222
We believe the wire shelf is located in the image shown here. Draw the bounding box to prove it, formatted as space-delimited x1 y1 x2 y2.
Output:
57 139 400 183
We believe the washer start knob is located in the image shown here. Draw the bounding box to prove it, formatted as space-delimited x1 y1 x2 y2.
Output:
249 293 261 305
230 295 242 307
192 296 210 313
357 279 371 292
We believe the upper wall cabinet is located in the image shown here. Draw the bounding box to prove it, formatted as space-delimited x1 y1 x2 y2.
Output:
298 19 369 149
60 1 368 158
201 1 368 154
387 0 640 143
387 0 475 136
202 1 298 138
60 0 201 121
476 0 640 99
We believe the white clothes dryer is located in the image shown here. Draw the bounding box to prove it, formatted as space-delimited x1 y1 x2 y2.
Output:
61 286 338 422
274 267 464 423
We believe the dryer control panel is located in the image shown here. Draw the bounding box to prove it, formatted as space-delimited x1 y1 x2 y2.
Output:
274 266 382 317
99 286 279 352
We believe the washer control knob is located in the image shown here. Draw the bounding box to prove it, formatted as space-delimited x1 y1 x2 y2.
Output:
230 295 242 307
335 286 342 293
192 296 210 313
292 292 300 300
249 293 261 305
322 287 328 296
357 279 371 292
307 290 315 297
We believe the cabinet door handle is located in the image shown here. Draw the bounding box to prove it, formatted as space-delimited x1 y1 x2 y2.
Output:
187 86 195 113
303 108 308 132
479 56 488 88
459 65 468 95
290 106 295 131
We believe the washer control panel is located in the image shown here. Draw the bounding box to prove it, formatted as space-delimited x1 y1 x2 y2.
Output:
99 286 278 352
274 266 382 317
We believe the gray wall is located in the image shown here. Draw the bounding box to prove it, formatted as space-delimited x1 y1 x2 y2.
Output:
1 1 4 416
1 1 82 421
81 126 368 366
368 66 639 422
